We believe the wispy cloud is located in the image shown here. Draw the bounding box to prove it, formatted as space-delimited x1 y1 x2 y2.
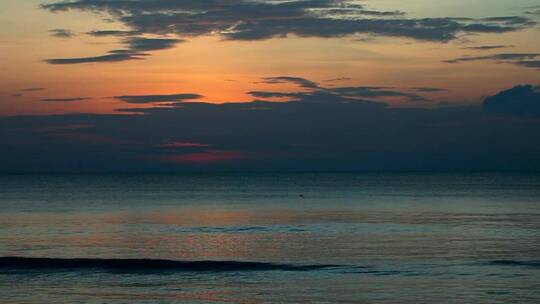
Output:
257 76 321 89
251 76 428 102
115 93 202 104
45 36 184 64
443 53 540 69
462 45 512 51
323 77 352 83
41 97 91 102
46 51 148 64
87 30 141 37
412 87 448 93
19 87 45 92
49 29 75 38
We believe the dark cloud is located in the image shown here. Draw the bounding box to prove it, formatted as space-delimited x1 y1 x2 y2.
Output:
462 45 512 51
41 97 91 102
354 9 406 17
220 17 532 41
443 53 540 69
41 0 534 43
124 37 184 51
323 77 352 83
19 87 45 92
87 30 141 37
45 51 148 64
330 86 427 102
49 29 75 38
258 76 321 89
483 84 540 116
13 88 45 97
514 60 540 68
251 76 427 102
444 53 540 63
2 82 540 172
40 1 536 65
412 87 448 93
45 37 182 64
115 93 203 104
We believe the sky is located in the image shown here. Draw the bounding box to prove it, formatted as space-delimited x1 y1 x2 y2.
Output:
1 0 540 172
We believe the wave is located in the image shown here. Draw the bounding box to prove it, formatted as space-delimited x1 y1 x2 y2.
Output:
489 260 540 268
0 257 341 273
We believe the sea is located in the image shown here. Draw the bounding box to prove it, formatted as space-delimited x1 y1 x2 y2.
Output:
0 173 539 303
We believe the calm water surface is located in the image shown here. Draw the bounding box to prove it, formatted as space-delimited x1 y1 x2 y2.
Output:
0 173 539 303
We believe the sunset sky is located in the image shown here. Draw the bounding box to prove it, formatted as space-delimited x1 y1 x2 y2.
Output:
1 0 540 171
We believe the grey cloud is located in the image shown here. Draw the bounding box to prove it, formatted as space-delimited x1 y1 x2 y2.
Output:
331 86 427 102
115 93 203 104
252 76 427 102
323 77 352 82
40 0 536 65
514 60 540 68
248 91 299 99
87 30 141 37
462 45 512 51
41 0 535 43
412 87 448 93
313 8 406 17
356 10 406 17
45 37 182 64
13 87 45 97
443 53 540 69
221 17 530 41
45 51 148 64
19 87 45 92
124 37 184 51
49 29 75 38
259 76 320 89
444 53 540 63
41 97 91 102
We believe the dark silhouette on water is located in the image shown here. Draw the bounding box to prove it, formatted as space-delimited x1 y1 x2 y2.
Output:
0 257 341 273
489 260 540 268
3 257 538 274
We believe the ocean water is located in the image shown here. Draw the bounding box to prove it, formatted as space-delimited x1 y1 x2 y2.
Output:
0 173 539 303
